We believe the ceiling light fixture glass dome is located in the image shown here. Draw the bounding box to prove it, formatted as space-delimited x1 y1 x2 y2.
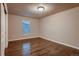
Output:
37 6 45 11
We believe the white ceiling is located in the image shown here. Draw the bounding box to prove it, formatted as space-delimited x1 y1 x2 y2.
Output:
7 3 79 19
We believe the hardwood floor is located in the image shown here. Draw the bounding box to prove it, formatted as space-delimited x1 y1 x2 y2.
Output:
5 37 79 56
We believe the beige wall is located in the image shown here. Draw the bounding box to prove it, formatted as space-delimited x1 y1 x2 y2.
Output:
40 7 79 49
0 4 1 56
8 14 40 41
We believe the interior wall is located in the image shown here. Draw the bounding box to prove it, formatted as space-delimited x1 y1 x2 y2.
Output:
8 14 40 41
0 3 1 56
40 7 79 49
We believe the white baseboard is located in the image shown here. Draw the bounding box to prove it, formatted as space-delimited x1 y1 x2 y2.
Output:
40 36 79 50
8 36 79 50
8 37 40 42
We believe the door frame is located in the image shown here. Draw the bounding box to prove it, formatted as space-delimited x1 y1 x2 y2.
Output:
1 3 8 56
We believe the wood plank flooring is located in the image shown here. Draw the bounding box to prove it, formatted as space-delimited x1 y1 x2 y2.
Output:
5 37 79 56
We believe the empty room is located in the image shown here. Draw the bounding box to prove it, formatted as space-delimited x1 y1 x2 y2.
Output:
1 3 79 56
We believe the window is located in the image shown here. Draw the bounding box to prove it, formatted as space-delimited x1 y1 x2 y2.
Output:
22 20 30 35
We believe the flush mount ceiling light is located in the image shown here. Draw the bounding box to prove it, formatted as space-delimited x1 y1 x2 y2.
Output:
37 6 45 11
